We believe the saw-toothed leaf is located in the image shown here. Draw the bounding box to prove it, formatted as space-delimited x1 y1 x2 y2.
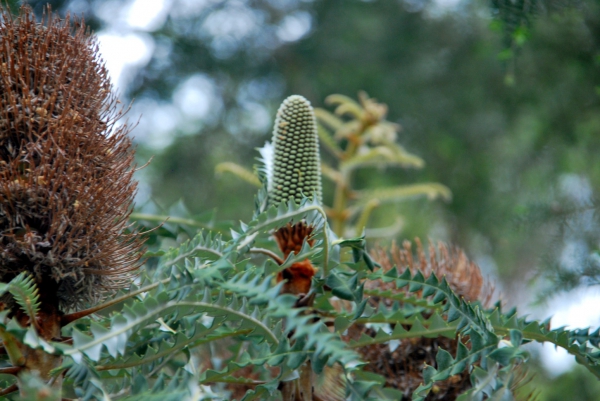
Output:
162 230 227 269
341 144 424 171
317 122 344 159
314 108 344 131
215 162 261 187
356 183 452 206
8 272 40 324
325 94 363 119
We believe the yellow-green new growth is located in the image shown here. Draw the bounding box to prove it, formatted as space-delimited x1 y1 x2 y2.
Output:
270 95 322 206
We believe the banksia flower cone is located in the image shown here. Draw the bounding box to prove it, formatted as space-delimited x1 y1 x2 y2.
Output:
0 7 142 314
268 95 322 295
270 95 322 206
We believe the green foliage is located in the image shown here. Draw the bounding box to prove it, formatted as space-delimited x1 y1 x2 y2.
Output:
0 81 597 397
1 194 597 399
217 92 451 238
4 0 600 398
14 372 61 401
0 272 40 325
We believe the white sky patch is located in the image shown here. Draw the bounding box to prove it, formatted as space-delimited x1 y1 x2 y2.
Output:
126 0 172 31
531 288 600 375
173 74 220 122
276 11 312 42
559 173 593 205
95 0 128 26
433 0 461 9
134 101 181 149
97 32 154 91
426 0 463 17
170 0 217 19
560 239 589 272
240 102 272 133
202 5 261 40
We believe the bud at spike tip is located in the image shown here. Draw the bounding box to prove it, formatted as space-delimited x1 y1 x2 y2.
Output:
270 95 322 206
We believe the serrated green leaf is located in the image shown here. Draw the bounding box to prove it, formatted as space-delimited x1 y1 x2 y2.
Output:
356 183 451 207
8 272 41 325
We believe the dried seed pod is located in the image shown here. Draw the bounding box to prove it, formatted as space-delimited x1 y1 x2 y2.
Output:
270 95 322 206
0 6 143 312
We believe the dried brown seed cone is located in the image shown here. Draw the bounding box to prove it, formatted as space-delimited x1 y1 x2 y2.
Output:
369 238 495 305
344 239 496 400
0 6 143 311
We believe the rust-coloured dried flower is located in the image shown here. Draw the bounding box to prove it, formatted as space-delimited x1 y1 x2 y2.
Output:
274 222 317 295
0 6 143 315
369 238 494 305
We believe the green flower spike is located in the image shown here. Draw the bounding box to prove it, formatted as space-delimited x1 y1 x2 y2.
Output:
270 95 322 206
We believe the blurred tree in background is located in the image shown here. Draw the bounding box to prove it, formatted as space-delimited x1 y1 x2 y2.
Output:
10 0 600 397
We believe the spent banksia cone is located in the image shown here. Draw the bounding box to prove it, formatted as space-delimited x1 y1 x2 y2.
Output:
344 240 495 400
0 7 142 314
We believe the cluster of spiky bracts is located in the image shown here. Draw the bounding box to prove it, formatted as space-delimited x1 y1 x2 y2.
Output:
0 7 142 312
269 95 322 295
345 239 494 400
274 223 316 295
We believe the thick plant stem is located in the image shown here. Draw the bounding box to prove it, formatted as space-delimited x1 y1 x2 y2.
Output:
331 171 349 237
23 284 63 379
130 213 218 231
331 137 360 237
355 198 380 236
0 384 18 396
62 278 170 326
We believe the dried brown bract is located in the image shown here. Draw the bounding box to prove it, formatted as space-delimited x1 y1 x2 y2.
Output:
370 238 494 305
274 222 317 295
0 6 143 312
345 239 496 400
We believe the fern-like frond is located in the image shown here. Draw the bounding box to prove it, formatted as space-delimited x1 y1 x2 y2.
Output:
63 360 108 400
341 145 425 171
348 313 456 348
215 162 262 187
412 333 501 401
370 268 495 337
233 196 331 273
5 272 40 326
162 230 227 268
95 319 228 372
316 122 344 159
485 307 600 379
121 371 202 401
314 108 344 132
222 272 360 370
325 94 364 119
355 183 452 207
